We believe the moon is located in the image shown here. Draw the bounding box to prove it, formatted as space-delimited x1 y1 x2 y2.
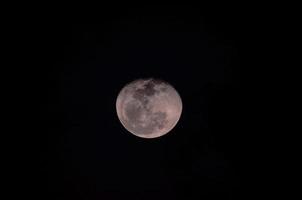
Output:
116 78 182 138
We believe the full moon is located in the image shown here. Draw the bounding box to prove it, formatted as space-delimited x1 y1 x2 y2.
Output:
116 78 182 138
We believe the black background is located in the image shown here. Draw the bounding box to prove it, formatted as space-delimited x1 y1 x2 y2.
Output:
34 4 260 200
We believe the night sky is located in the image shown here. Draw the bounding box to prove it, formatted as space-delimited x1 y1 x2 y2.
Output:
37 4 255 200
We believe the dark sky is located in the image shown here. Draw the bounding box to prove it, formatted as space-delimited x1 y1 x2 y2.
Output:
36 4 256 200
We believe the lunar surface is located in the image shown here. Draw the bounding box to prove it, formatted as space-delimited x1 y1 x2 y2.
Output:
116 78 182 138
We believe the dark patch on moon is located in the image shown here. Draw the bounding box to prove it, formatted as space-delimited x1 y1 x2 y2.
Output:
132 89 145 101
144 81 156 96
150 111 168 130
132 91 150 111
125 102 142 124
159 87 167 92
133 81 158 100
132 79 159 101
131 80 159 111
